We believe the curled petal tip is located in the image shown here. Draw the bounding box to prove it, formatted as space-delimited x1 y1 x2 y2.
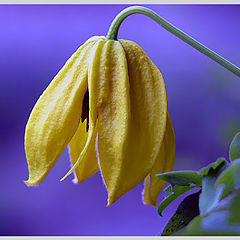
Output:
24 179 40 187
143 199 158 207
106 198 115 207
61 125 97 182
24 180 31 186
142 185 158 207
60 173 70 182
106 190 124 206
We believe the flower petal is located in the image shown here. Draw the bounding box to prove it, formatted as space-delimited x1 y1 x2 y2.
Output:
92 39 168 205
88 39 131 205
59 39 105 181
68 119 99 184
143 113 176 206
100 39 168 205
24 38 99 185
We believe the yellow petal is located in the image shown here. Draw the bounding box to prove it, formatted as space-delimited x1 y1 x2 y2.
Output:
61 119 98 182
59 39 105 181
24 38 100 185
88 39 131 205
143 113 176 206
90 39 168 205
101 39 167 205
68 118 99 184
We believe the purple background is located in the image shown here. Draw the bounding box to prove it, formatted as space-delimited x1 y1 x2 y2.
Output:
0 4 240 236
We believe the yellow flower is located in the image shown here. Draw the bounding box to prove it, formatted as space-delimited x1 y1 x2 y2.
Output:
24 36 176 206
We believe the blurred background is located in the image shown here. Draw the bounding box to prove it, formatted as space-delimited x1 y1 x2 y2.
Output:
0 4 240 236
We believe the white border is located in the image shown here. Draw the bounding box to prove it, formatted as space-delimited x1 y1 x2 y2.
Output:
0 2 239 239
0 0 240 4
1 237 240 239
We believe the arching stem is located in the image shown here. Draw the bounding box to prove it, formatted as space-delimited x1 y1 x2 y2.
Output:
106 6 240 77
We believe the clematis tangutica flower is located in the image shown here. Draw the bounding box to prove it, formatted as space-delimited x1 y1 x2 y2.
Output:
24 36 176 206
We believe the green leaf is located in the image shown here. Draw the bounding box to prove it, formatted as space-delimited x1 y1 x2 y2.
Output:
178 211 240 236
199 158 228 215
230 132 240 161
158 185 195 216
216 158 240 199
157 171 202 187
229 190 240 224
176 215 204 235
160 154 240 236
199 175 225 215
164 185 173 193
199 157 229 176
177 191 240 236
162 191 200 236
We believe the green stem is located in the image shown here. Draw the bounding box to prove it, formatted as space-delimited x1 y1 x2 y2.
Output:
106 6 240 78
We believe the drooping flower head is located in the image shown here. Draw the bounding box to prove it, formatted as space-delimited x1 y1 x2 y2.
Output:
25 36 175 206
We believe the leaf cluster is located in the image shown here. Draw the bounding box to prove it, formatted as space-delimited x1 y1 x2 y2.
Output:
157 132 240 236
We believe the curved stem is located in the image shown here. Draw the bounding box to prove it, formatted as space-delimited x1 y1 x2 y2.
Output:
106 6 240 78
